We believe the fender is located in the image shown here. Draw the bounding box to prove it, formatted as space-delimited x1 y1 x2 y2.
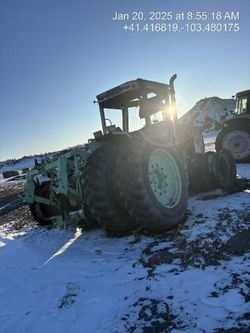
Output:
222 115 250 128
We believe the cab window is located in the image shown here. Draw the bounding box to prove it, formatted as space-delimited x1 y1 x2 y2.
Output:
237 97 248 114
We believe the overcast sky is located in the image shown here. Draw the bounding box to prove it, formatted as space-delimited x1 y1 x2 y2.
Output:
0 0 249 160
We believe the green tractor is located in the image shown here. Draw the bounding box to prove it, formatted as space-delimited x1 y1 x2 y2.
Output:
216 89 250 162
24 75 236 235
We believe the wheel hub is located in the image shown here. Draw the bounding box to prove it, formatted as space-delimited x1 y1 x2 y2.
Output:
222 130 250 160
148 149 182 208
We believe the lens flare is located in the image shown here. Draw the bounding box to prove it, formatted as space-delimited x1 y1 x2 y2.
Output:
168 106 175 118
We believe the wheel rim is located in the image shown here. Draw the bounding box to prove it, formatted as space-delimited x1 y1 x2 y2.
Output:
222 130 250 160
148 149 182 208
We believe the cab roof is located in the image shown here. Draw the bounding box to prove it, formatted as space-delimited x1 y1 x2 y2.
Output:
96 78 169 109
236 89 250 98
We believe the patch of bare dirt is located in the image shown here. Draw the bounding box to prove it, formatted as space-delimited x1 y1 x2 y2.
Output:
0 179 36 232
0 206 36 234
122 298 180 333
139 206 250 274
0 178 24 199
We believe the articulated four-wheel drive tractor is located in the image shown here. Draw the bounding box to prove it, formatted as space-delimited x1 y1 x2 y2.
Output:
24 75 236 235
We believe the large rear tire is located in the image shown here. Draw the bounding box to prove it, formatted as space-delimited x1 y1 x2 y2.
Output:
215 122 250 163
115 134 188 233
82 144 135 236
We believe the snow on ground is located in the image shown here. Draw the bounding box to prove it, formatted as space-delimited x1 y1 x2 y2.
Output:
0 162 249 333
0 153 57 173
203 130 218 152
179 97 235 129
0 157 41 173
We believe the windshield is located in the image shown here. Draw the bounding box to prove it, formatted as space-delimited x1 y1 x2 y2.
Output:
104 107 146 133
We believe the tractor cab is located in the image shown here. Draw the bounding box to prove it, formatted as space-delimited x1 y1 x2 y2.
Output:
235 90 250 115
95 75 178 138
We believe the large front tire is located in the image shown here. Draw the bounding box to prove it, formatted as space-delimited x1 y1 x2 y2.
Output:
187 153 210 193
30 183 58 226
215 122 250 163
215 149 236 190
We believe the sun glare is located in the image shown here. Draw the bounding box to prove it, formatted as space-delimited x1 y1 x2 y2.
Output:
168 106 175 118
43 228 83 265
